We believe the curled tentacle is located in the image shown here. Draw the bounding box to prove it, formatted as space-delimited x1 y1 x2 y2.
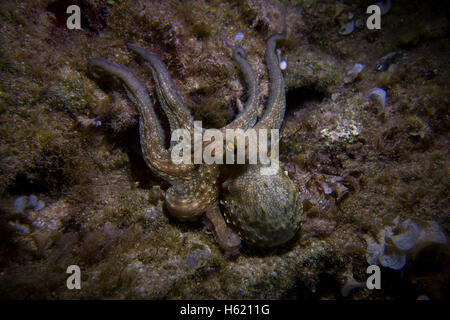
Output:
165 164 220 221
204 203 241 256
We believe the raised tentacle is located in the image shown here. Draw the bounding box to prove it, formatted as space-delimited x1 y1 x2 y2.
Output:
222 41 259 131
253 31 286 131
127 43 193 133
88 58 195 179
254 7 287 131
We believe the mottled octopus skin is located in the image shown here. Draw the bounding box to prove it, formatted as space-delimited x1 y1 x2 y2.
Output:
88 29 302 255
222 165 302 248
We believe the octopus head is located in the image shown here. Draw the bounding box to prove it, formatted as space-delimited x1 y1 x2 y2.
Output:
222 164 303 248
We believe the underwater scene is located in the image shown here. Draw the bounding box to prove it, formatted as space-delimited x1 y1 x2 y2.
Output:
0 0 448 301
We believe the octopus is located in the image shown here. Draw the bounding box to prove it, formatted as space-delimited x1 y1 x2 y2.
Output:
88 22 302 256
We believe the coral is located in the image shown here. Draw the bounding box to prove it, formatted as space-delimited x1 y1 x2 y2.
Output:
366 87 387 114
320 119 361 146
365 217 447 270
344 63 364 84
13 194 44 214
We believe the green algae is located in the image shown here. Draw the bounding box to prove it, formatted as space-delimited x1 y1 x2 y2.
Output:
0 0 448 300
